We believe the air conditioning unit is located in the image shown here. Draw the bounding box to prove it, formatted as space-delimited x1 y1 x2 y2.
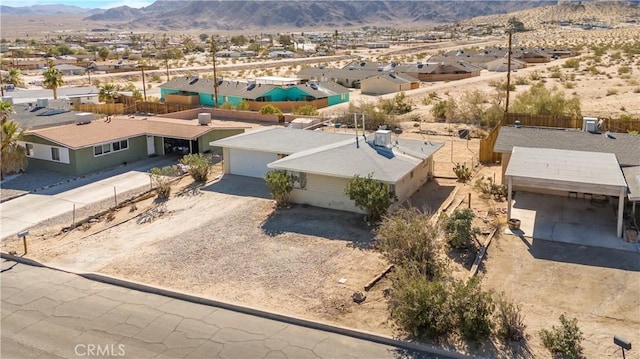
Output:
374 129 392 147
36 98 48 108
582 116 599 133
76 112 93 125
198 113 211 125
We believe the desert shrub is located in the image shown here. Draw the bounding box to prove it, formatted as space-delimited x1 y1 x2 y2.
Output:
480 104 504 128
513 76 530 86
539 314 584 359
264 170 296 207
236 100 250 111
219 101 235 110
259 104 283 115
431 98 458 122
563 58 580 69
564 82 576 89
474 177 507 201
453 162 472 182
345 174 396 222
618 65 632 75
511 83 581 117
292 104 319 116
180 153 212 183
529 71 541 81
452 277 495 342
387 272 455 340
496 293 526 342
634 87 640 93
606 88 618 96
442 208 479 249
458 89 487 122
380 92 413 115
376 208 446 279
150 166 178 199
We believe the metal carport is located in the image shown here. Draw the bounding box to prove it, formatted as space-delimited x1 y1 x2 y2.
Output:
505 147 628 238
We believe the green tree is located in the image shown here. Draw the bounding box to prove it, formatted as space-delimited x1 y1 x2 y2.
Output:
292 105 319 116
278 34 292 47
511 83 581 117
1 101 27 179
431 98 458 122
199 33 209 42
344 173 396 222
540 314 584 359
98 46 110 61
99 83 118 104
508 16 526 32
230 35 248 46
376 207 446 279
180 153 212 183
380 92 413 115
4 68 24 87
55 44 74 56
264 170 297 207
42 64 64 100
441 208 479 249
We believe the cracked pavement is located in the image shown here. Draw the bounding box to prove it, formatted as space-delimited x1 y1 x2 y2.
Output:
1 259 449 359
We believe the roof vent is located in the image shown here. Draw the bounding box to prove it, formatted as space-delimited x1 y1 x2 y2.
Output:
36 98 48 108
373 129 392 148
188 76 199 85
198 112 211 125
76 112 93 125
582 117 601 133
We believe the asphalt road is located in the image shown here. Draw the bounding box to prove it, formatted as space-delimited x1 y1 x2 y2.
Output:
0 259 456 359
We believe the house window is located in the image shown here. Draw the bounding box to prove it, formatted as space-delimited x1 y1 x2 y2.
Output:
25 143 34 156
94 139 129 157
51 147 60 161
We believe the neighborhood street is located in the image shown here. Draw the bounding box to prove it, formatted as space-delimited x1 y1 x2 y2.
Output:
0 258 456 359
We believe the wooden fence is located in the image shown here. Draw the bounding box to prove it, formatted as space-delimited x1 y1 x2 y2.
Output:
478 113 640 163
135 102 195 114
74 103 127 115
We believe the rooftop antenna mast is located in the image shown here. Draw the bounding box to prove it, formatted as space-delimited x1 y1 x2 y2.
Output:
354 113 359 148
505 30 513 116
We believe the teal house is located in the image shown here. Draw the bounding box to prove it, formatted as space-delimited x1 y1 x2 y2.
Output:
160 76 349 112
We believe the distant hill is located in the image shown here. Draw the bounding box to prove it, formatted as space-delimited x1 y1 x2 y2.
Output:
82 0 558 30
463 0 640 28
0 4 93 15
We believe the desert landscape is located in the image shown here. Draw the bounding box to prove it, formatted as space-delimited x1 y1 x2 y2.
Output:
2 1 640 358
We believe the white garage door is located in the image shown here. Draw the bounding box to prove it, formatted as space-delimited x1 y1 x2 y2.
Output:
228 148 279 178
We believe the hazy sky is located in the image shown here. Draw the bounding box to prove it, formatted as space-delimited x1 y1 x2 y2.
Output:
2 0 155 9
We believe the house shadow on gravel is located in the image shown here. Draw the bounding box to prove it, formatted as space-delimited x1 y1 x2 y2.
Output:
260 204 375 249
201 174 271 199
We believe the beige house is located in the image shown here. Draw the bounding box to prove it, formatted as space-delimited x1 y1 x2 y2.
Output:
360 72 420 95
396 61 482 82
486 58 527 72
211 128 444 213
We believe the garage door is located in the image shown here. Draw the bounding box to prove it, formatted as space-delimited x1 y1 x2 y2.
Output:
228 148 279 178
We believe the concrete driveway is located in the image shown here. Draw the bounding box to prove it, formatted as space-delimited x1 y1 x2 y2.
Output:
0 158 177 240
506 192 637 252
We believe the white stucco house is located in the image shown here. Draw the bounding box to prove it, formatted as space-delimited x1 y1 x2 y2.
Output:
211 128 444 213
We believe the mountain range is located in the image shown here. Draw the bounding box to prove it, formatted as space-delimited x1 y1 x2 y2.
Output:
3 1 636 30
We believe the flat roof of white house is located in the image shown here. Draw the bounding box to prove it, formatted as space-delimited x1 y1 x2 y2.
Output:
622 166 640 201
505 147 627 196
254 76 300 85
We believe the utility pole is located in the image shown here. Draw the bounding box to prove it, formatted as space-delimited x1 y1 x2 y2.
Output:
0 61 4 97
211 37 219 107
505 30 513 116
141 67 147 102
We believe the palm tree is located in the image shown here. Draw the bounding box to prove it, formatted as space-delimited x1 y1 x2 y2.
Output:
0 101 27 179
4 69 24 87
99 83 118 104
43 64 64 100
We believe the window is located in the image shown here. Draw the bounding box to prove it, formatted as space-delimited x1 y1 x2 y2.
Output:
51 147 60 161
94 140 128 157
25 143 34 156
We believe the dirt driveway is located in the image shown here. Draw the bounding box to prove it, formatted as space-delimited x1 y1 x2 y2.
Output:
17 175 392 333
482 235 640 359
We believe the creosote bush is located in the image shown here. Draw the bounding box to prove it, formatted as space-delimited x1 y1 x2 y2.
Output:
539 314 584 359
150 166 178 199
345 173 396 222
264 170 297 207
441 208 480 249
180 153 212 183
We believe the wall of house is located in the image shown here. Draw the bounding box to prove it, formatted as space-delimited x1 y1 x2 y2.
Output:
154 136 164 155
246 99 328 112
20 136 73 174
198 129 245 154
289 173 364 213
160 88 180 101
159 108 280 123
73 136 147 175
394 157 433 205
327 93 349 106
361 79 399 95
500 152 511 185
415 71 481 82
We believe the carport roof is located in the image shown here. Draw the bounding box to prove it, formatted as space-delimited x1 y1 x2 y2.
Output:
505 147 627 196
494 126 640 166
622 166 640 201
209 128 354 154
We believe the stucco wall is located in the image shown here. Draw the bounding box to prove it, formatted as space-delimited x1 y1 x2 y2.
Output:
73 136 148 175
199 129 245 154
289 173 364 213
394 158 433 205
